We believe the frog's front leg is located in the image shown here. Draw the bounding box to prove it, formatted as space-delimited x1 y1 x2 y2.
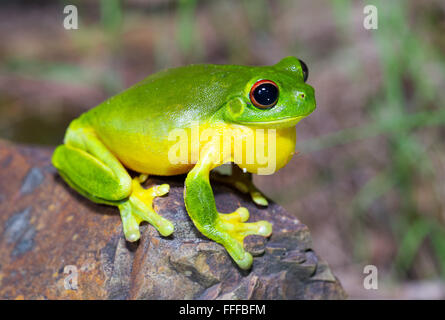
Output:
184 146 272 270
52 122 174 241
211 164 269 206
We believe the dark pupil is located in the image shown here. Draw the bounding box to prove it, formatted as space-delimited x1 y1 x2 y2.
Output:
253 83 278 107
299 59 308 81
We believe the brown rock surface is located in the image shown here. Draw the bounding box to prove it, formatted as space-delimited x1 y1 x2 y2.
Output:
0 139 346 299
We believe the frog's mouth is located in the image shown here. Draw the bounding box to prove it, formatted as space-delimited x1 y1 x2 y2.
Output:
235 115 306 128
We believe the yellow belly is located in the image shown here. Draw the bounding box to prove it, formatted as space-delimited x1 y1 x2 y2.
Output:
101 122 296 176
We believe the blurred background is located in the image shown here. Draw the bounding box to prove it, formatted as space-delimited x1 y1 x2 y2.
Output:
1 0 445 299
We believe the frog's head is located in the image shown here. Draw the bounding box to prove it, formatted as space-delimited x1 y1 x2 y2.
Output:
221 56 316 128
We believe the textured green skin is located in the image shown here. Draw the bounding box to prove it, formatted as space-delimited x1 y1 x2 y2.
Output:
52 56 316 269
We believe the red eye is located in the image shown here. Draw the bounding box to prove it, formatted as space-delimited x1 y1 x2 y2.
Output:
249 80 279 109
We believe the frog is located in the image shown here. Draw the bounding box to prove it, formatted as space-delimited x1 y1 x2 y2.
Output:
52 56 316 270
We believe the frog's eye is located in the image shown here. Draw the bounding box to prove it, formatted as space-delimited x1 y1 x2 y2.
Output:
249 80 279 109
299 59 309 82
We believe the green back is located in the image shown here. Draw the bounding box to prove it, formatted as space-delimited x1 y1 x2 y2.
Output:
83 64 255 139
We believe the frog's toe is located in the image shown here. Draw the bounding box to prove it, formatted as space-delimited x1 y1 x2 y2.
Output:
153 184 170 197
118 178 174 241
250 191 268 206
119 201 141 242
216 208 272 269
219 207 249 223
237 251 253 270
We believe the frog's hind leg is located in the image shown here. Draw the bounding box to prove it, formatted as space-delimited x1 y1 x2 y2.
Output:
211 163 269 206
52 122 174 241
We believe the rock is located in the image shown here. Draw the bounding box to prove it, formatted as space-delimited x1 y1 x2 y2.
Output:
0 139 346 299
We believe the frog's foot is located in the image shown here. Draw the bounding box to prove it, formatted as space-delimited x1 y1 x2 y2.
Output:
118 177 174 242
215 207 272 269
211 171 269 206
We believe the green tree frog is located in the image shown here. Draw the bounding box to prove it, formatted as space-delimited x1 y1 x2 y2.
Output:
52 56 316 269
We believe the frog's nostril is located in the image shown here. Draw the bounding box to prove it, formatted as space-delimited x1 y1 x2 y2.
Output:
300 93 305 99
